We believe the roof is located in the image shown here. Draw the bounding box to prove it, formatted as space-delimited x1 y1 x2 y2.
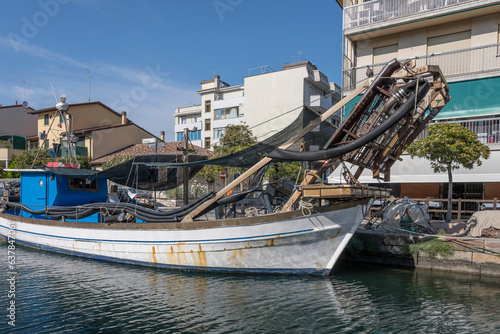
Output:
29 101 119 115
91 142 212 165
0 104 35 111
29 100 161 141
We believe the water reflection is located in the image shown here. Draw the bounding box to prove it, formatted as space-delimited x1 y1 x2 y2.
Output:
0 239 499 333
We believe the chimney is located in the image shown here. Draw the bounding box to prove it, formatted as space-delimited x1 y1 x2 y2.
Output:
121 111 127 124
160 131 165 142
15 100 18 105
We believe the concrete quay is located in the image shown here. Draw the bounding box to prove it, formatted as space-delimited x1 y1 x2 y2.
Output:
342 225 500 277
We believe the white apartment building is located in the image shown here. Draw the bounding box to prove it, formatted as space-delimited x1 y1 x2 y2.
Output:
174 61 340 149
339 0 500 201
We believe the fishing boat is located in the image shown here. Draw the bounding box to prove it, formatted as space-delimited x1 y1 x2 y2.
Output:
0 60 450 275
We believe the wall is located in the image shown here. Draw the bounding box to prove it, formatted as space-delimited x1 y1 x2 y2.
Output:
485 182 500 199
70 104 122 130
352 13 500 67
91 124 154 159
243 67 307 141
0 106 37 137
357 148 500 184
343 229 500 277
401 183 440 198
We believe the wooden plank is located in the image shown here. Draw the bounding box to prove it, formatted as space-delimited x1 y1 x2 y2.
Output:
300 185 390 199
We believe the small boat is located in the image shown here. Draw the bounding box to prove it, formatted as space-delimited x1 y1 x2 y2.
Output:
0 60 450 275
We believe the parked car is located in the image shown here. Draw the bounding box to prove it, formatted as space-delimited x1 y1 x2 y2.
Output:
117 188 152 205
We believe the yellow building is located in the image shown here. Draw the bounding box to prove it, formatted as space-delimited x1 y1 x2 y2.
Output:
28 101 163 164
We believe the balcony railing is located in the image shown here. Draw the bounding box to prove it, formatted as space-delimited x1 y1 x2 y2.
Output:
343 43 500 91
344 0 479 30
416 116 500 145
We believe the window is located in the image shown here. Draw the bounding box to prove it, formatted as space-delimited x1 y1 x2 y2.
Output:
177 131 201 142
204 137 211 148
427 31 471 54
205 100 211 113
214 107 240 120
373 44 398 64
44 114 49 126
205 119 211 131
188 130 201 141
181 117 187 124
68 177 99 192
214 127 226 139
44 141 49 149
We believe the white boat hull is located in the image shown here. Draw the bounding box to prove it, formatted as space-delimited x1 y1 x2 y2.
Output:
0 199 370 275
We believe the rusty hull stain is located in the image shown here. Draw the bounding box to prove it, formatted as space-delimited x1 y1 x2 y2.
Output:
197 244 207 267
151 246 158 263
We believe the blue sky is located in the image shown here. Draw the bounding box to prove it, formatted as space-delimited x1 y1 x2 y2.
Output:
0 0 343 140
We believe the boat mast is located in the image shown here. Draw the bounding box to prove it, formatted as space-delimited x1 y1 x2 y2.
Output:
33 94 78 167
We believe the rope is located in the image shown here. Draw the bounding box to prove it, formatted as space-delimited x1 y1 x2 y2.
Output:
299 199 314 216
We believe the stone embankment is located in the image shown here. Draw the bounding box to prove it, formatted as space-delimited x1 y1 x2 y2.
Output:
342 225 500 277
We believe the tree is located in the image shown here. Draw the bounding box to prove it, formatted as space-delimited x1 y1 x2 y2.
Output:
76 156 93 170
196 124 257 183
3 149 56 178
407 123 490 222
265 161 304 184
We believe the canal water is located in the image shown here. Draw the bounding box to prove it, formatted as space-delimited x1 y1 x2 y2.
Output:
1 239 499 333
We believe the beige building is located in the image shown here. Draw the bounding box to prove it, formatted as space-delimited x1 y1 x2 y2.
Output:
0 103 37 168
28 102 162 163
339 0 500 200
174 61 340 149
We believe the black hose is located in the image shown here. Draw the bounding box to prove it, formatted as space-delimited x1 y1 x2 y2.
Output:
267 80 430 161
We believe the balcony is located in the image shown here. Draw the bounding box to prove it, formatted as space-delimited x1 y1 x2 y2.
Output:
417 116 500 145
343 43 500 91
344 0 492 33
309 95 333 112
174 121 202 134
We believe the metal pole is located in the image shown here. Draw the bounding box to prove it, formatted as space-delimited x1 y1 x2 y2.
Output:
183 128 189 206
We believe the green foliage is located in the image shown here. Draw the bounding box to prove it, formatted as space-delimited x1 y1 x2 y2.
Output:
1 141 10 148
407 123 490 173
76 156 92 170
408 239 454 258
3 149 55 178
265 162 304 183
408 123 490 222
102 155 133 170
196 124 257 182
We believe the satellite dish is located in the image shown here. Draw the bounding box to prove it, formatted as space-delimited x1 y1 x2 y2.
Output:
22 100 29 109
